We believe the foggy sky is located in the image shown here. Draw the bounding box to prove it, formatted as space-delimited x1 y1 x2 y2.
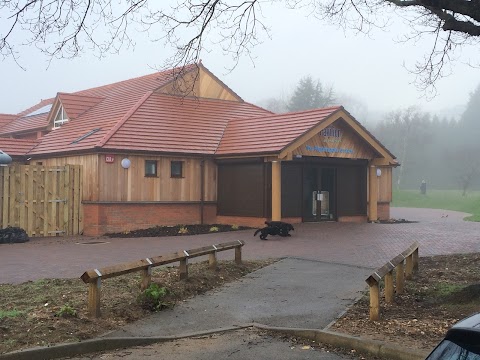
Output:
1 3 479 120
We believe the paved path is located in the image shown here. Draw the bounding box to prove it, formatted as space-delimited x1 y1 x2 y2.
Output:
1 207 479 284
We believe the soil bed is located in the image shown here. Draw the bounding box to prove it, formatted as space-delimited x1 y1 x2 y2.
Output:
333 252 480 352
0 259 275 354
106 224 252 238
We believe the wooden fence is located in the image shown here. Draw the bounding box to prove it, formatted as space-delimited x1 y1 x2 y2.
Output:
81 240 245 317
365 241 419 321
0 164 83 236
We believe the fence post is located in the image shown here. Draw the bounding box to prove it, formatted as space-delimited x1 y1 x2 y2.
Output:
405 254 414 280
209 252 217 270
140 267 152 291
413 248 419 273
369 281 380 321
384 270 394 303
88 278 101 318
396 261 405 294
179 258 188 280
235 246 242 265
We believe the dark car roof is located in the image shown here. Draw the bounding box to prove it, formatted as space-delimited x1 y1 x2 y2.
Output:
446 313 480 345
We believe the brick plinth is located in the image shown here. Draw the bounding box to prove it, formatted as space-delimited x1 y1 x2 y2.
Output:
83 202 217 236
378 202 390 221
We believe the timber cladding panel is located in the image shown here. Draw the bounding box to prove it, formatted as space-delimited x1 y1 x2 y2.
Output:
0 164 83 236
97 155 216 202
292 120 377 160
39 155 99 201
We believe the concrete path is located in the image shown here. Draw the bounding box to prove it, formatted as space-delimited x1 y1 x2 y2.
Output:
2 207 479 284
107 258 371 338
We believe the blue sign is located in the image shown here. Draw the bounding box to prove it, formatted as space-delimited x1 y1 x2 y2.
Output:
306 145 354 154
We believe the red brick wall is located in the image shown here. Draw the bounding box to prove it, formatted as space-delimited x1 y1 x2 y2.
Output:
83 203 217 236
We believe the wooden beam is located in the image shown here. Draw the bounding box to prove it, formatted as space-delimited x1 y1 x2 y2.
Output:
413 248 419 273
368 164 378 221
271 161 281 221
140 266 152 291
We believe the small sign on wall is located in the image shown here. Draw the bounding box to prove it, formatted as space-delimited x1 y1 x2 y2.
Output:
105 155 115 163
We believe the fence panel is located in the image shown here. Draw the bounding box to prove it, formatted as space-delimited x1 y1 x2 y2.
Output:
0 164 82 236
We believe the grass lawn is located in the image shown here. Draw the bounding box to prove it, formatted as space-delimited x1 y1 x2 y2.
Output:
392 189 480 221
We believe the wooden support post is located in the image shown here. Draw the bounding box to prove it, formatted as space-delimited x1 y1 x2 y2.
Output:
413 248 419 273
88 278 101 318
405 255 414 280
396 262 405 294
140 266 152 290
179 259 188 280
235 246 242 265
271 160 282 221
368 164 378 221
384 271 394 304
209 252 217 270
369 282 380 321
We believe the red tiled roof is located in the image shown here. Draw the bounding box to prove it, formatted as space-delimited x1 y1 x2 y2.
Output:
0 114 17 129
58 93 104 119
4 64 199 138
101 94 272 154
0 138 37 156
0 99 54 135
216 107 342 155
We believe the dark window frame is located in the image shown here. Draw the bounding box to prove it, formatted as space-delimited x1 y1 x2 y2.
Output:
171 161 184 178
145 160 158 177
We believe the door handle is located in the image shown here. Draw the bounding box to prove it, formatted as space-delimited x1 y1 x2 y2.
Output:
312 191 317 216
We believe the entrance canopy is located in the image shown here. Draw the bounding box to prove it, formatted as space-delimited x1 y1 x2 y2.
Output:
216 106 397 167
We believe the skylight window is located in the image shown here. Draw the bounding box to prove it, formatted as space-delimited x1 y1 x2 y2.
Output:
71 128 101 144
53 106 68 128
23 104 53 117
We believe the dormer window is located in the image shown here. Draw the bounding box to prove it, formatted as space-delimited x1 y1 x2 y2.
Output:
53 106 68 128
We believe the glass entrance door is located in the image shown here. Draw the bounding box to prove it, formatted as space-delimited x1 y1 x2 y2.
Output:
302 166 336 222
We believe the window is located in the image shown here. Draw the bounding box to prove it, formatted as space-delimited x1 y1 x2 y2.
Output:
171 161 184 178
53 106 68 128
145 160 157 177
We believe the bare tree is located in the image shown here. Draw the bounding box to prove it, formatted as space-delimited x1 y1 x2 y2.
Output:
1 0 479 88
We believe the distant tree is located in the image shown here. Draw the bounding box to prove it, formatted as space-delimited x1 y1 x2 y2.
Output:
288 76 335 112
459 85 480 143
260 97 289 114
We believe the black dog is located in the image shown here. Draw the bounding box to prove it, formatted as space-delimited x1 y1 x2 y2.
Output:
254 226 280 240
265 221 294 237
253 221 294 240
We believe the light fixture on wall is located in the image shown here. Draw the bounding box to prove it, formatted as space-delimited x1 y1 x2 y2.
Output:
0 150 12 166
121 158 131 169
376 168 382 177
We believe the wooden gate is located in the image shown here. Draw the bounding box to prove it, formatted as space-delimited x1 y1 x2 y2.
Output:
0 164 83 237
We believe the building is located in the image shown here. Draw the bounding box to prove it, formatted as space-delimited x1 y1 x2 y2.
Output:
0 63 397 236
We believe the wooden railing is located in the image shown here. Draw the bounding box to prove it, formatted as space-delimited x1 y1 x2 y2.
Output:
365 241 419 321
80 240 245 318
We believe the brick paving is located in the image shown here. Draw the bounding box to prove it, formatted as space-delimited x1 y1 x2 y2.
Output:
1 207 479 284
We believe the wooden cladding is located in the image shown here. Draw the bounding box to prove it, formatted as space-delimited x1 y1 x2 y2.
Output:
157 66 241 101
98 155 216 202
1 164 82 236
292 120 376 160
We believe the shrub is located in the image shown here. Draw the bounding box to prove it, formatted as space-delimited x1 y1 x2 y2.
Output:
209 226 219 232
178 226 189 235
231 224 239 230
56 304 77 318
140 284 170 311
